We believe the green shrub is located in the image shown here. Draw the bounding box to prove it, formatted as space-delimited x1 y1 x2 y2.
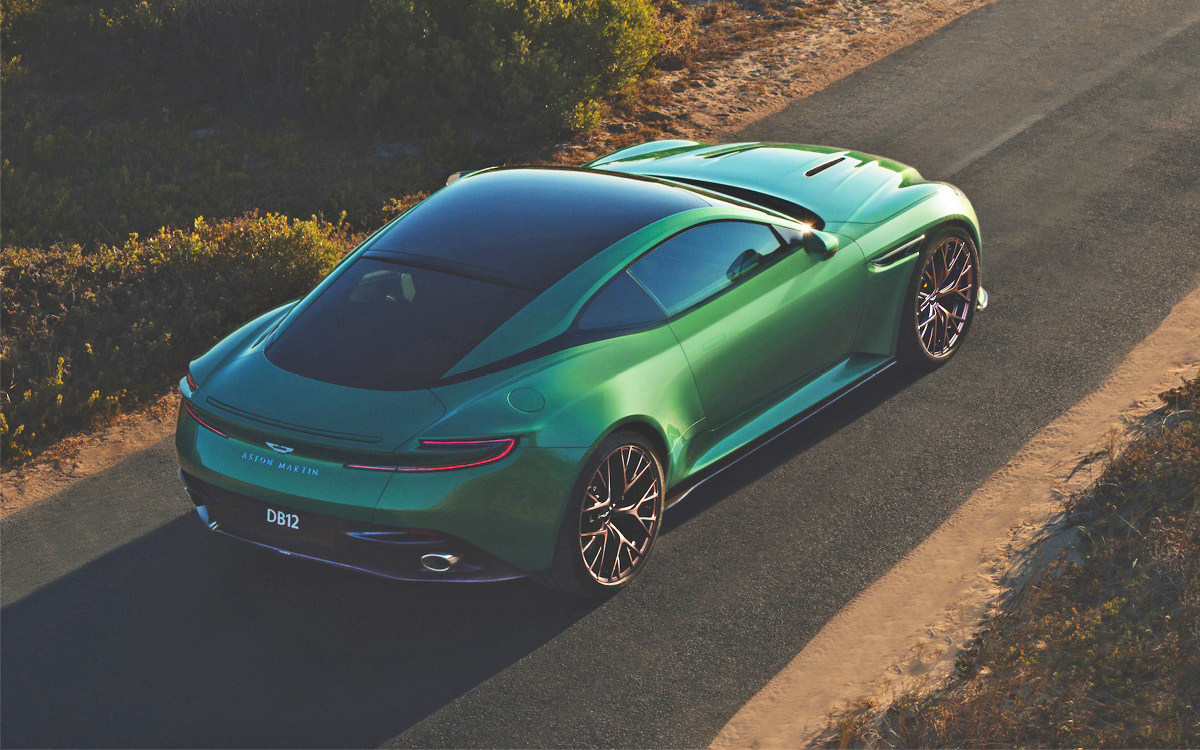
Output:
312 0 662 138
89 0 360 114
1 0 663 247
0 213 361 463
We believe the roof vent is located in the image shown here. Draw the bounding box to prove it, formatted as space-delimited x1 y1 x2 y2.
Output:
804 157 846 177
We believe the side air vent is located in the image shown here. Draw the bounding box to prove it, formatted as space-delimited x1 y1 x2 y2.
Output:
871 234 926 267
804 157 846 177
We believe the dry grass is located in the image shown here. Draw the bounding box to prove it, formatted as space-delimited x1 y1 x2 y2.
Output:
826 372 1200 748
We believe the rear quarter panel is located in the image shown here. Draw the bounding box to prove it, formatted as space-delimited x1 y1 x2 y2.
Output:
428 326 705 486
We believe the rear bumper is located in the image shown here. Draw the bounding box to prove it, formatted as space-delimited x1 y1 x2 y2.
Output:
179 470 524 583
176 399 589 574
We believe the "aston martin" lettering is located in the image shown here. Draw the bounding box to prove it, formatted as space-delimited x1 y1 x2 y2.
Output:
239 452 319 476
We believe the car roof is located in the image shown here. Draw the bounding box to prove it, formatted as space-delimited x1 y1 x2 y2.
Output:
367 167 710 291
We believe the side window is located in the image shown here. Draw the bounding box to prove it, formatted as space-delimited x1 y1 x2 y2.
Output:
628 221 783 316
576 270 666 332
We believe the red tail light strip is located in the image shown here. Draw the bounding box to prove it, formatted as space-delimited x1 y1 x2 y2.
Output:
182 400 228 438
345 438 517 472
186 372 199 390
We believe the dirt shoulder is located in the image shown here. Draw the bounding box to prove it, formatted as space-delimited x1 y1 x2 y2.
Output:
560 0 997 164
1 394 178 519
710 285 1200 749
829 373 1200 747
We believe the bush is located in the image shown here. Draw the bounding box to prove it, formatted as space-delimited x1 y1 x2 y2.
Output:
90 0 359 115
0 213 361 463
312 0 662 138
0 0 663 247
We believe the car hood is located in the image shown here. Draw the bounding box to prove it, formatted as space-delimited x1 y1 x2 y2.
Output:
591 141 940 225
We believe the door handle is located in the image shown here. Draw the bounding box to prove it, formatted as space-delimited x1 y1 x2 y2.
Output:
702 334 726 351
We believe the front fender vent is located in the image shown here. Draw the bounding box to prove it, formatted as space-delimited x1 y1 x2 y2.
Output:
871 234 926 267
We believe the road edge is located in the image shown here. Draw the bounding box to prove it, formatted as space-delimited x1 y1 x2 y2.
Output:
0 394 178 519
710 283 1200 749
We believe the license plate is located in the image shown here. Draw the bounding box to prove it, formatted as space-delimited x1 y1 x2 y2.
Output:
265 507 300 531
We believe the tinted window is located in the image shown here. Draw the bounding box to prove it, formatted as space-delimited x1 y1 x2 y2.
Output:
575 271 665 332
628 222 783 316
369 169 708 290
266 258 533 390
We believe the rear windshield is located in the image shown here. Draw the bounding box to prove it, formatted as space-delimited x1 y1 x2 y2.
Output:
266 258 533 390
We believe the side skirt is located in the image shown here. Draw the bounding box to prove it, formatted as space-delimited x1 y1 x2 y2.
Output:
665 359 897 510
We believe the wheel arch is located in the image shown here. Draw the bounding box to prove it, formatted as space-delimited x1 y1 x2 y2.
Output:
600 417 671 477
938 217 982 255
924 217 984 283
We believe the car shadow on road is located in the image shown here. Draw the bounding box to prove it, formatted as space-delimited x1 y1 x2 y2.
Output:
661 365 926 535
0 367 921 749
0 515 598 748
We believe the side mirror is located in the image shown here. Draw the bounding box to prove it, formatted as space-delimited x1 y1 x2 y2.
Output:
446 171 468 186
783 227 839 259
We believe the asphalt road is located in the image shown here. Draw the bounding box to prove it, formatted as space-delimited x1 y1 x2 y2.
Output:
4 0 1200 746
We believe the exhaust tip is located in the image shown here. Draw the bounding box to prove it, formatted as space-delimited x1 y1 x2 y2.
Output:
194 504 219 531
420 553 461 573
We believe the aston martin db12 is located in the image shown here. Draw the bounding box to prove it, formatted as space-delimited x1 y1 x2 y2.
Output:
176 140 988 596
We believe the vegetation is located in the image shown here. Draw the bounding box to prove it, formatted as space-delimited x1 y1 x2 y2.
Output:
0 213 364 462
313 0 662 136
830 372 1200 748
0 0 670 247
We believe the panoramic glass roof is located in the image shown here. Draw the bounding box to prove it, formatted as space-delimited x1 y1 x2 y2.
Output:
368 168 709 290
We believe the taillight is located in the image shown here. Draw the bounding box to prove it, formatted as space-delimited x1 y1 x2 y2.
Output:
345 438 517 472
186 371 199 390
182 400 227 438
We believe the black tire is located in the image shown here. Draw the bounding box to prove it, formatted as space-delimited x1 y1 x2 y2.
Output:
531 430 665 597
896 226 980 370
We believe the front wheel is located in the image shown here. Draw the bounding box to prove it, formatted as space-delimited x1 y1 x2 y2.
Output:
896 227 980 369
532 431 665 597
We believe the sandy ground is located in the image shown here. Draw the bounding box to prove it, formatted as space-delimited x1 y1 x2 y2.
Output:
567 0 997 163
710 285 1200 749
0 394 178 519
663 0 996 137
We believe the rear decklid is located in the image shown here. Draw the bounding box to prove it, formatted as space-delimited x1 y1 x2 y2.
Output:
184 350 445 521
204 350 445 449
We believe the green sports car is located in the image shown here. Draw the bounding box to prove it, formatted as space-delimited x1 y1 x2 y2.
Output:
176 140 988 596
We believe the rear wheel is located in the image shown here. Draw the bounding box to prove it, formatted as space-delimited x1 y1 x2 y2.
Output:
532 431 665 597
897 227 980 369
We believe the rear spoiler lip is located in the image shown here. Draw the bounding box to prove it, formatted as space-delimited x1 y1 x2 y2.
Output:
204 396 384 444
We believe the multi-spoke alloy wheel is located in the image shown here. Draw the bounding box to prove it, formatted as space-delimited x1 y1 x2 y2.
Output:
578 445 661 585
916 235 975 357
532 431 665 596
897 227 980 370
